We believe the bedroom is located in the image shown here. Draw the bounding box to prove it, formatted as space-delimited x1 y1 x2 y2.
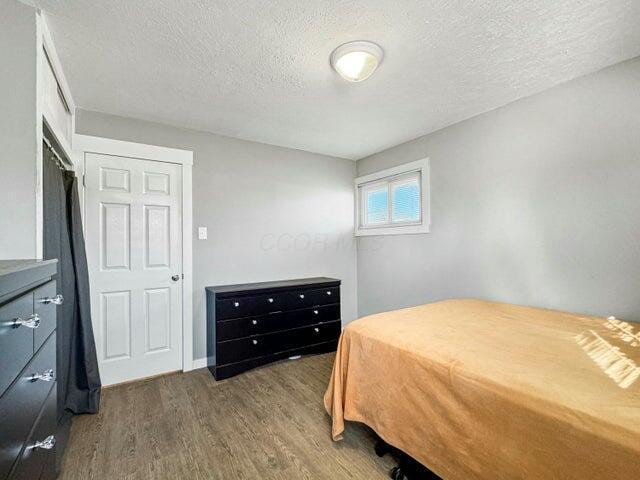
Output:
0 1 638 479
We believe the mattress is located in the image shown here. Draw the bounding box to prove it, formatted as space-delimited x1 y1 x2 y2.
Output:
324 299 640 480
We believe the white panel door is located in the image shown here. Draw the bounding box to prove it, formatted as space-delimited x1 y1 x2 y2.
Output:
85 153 182 385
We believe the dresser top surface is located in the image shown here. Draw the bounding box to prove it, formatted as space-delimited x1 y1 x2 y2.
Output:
0 259 57 302
206 277 340 295
0 259 57 277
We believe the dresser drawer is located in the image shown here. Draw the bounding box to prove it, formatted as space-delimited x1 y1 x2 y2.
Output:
8 386 57 480
293 304 340 325
33 282 58 353
216 291 284 320
273 320 341 352
214 340 339 381
217 304 340 341
0 294 34 396
282 287 340 310
217 320 341 365
216 287 339 321
217 335 267 364
0 334 56 479
306 286 339 306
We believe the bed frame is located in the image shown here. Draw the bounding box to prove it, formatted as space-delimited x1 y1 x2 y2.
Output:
373 435 441 480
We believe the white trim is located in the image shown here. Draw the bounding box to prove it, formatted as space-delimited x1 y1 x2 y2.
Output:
39 11 76 114
181 162 194 372
354 158 430 236
192 358 208 370
356 158 426 186
35 13 44 260
73 134 193 165
39 11 76 168
76 134 195 374
36 11 78 259
356 223 429 236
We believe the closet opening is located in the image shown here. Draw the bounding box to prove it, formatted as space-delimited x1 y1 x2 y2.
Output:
41 123 101 471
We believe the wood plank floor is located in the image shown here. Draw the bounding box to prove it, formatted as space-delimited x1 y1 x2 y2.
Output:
59 353 394 480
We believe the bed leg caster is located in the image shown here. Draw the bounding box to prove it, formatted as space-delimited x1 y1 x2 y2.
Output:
390 466 407 480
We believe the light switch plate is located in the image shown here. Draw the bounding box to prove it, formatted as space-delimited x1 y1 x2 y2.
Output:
198 227 208 240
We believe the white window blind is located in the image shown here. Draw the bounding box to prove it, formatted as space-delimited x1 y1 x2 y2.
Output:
359 170 422 228
355 159 429 236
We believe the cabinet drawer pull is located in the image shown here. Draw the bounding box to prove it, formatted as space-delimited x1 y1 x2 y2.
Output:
13 314 40 329
252 339 258 345
299 294 305 299
40 294 64 305
267 298 274 303
233 302 240 307
313 310 319 315
326 291 332 295
251 319 258 325
30 369 55 382
314 327 320 333
33 435 56 450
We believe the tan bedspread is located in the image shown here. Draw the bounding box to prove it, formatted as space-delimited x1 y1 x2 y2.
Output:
324 299 640 480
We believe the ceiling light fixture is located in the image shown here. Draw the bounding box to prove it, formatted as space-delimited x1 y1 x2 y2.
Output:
330 41 384 82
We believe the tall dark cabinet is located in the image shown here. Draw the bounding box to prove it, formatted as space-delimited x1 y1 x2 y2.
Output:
207 277 341 380
0 260 61 480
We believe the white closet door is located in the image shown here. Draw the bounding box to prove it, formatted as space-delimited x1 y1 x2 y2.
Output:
84 153 183 385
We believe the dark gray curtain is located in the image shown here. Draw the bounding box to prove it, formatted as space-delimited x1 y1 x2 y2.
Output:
43 143 101 417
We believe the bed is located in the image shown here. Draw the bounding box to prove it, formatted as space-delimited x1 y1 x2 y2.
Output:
324 299 640 480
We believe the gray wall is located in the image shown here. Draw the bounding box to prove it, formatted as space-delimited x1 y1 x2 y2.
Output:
0 1 38 259
357 56 640 321
75 110 357 362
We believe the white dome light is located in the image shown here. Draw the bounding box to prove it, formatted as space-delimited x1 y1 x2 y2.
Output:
330 41 384 82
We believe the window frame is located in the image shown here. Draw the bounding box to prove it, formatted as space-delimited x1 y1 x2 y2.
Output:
354 158 430 236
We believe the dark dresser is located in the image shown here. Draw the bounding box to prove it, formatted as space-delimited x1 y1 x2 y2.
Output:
0 260 61 480
207 277 341 380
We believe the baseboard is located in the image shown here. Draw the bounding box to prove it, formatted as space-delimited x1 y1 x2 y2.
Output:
191 358 208 370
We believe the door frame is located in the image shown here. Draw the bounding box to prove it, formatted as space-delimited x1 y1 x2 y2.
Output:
73 133 195 373
36 11 79 260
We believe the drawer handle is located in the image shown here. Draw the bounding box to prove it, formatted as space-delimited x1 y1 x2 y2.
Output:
299 294 305 299
233 302 240 307
40 294 64 305
251 319 258 325
313 310 319 315
31 369 55 382
326 291 332 295
13 314 40 329
314 327 320 333
34 435 56 450
267 298 274 303
252 339 258 345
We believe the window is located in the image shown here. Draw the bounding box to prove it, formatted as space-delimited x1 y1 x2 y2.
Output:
355 159 429 236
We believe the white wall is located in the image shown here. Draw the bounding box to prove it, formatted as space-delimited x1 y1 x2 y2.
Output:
356 56 640 321
0 1 38 259
75 110 357 362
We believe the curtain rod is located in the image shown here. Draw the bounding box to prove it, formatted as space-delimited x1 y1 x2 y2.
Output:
43 136 72 171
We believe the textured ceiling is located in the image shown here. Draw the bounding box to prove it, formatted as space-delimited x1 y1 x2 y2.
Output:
35 0 640 159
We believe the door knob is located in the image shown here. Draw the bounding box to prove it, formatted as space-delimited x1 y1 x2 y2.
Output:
171 275 180 282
